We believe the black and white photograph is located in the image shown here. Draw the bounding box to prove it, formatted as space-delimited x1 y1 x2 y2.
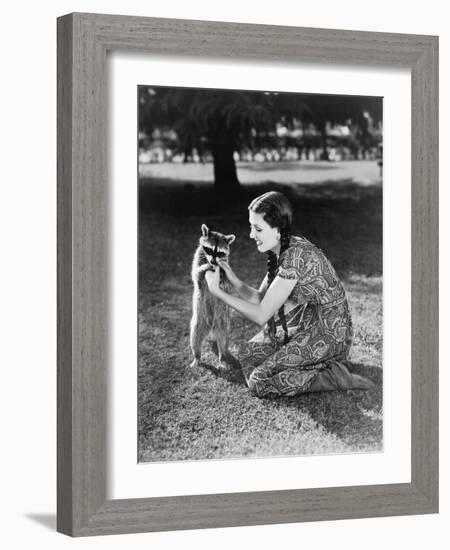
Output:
138 86 383 462
3 0 445 545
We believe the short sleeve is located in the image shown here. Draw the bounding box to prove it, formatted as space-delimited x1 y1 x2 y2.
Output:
277 246 316 283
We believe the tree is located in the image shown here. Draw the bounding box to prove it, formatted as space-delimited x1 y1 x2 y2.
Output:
139 87 291 192
299 94 382 160
138 87 382 191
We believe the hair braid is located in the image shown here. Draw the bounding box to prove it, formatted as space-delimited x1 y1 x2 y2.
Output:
266 250 278 343
277 228 291 345
266 228 291 346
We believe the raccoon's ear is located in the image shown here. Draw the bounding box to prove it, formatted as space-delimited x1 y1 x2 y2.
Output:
225 234 236 245
201 224 209 236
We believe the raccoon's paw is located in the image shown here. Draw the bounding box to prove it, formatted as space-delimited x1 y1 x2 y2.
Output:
190 358 200 368
210 341 219 356
222 352 241 370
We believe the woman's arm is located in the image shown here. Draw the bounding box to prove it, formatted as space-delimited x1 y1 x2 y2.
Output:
218 259 266 305
205 269 297 326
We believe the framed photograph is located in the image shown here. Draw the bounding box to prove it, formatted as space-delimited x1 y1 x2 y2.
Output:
137 85 384 465
57 13 438 536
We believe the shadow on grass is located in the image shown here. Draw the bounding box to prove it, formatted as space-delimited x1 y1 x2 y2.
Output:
139 179 382 276
140 178 381 213
276 363 383 449
200 361 246 386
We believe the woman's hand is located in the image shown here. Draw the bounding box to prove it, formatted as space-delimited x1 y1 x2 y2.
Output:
204 267 221 295
217 258 234 282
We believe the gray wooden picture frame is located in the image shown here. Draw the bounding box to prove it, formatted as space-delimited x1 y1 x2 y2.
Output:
57 12 438 537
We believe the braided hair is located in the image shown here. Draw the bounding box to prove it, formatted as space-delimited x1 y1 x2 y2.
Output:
248 191 293 346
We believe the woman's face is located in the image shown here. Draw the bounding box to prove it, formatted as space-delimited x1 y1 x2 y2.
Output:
248 210 280 254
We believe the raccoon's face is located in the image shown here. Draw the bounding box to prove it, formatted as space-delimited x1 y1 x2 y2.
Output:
199 224 235 267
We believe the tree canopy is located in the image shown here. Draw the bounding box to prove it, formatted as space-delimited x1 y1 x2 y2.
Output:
139 86 382 191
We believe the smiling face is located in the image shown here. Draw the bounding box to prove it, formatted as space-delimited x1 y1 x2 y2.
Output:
249 210 280 254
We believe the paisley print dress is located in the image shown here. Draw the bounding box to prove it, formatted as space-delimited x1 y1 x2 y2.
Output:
237 236 374 397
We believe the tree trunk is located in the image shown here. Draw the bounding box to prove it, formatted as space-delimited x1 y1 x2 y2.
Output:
211 142 241 194
319 125 329 161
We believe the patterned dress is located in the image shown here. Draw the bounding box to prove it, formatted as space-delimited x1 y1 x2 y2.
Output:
237 236 374 397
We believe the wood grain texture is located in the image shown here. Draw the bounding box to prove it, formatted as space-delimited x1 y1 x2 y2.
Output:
57 12 439 537
410 36 439 505
57 14 74 535
58 12 109 535
80 12 432 65
79 483 433 536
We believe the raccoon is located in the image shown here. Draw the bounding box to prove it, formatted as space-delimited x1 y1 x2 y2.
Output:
190 224 236 368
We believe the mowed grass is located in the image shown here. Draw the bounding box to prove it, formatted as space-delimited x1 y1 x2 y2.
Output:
138 171 383 462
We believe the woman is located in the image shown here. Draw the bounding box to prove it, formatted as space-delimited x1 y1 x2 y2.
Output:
204 191 373 398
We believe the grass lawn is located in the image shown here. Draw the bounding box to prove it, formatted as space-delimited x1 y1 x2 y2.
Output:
138 163 383 462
